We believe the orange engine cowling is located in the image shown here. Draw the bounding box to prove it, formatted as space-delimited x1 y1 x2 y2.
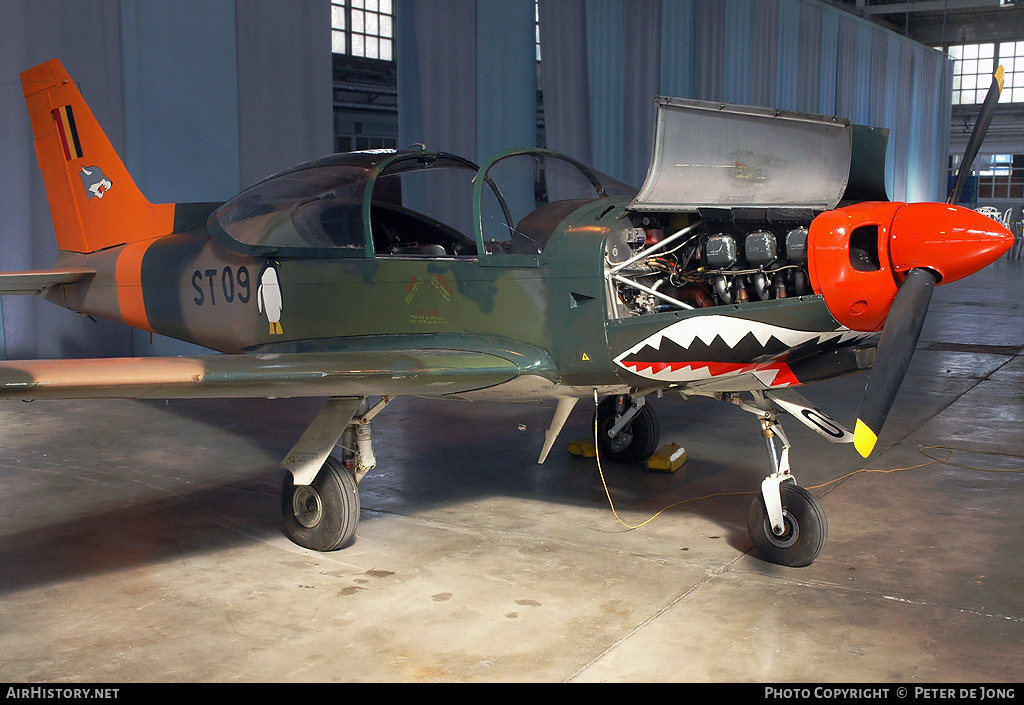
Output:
807 201 1014 332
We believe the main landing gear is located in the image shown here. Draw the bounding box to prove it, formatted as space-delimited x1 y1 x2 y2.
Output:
278 392 829 567
279 396 389 552
281 457 359 551
595 394 660 464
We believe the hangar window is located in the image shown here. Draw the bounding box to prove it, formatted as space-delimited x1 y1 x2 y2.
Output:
949 43 995 105
996 41 1024 103
976 154 1024 199
948 153 1024 200
332 0 394 62
948 42 1024 104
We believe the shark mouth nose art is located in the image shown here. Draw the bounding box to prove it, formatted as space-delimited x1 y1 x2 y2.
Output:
613 314 867 387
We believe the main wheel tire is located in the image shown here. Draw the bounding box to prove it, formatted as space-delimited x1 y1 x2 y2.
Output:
747 483 827 567
281 457 360 551
595 396 660 464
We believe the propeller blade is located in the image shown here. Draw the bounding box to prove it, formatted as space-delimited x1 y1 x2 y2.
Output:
947 65 1004 204
853 267 937 458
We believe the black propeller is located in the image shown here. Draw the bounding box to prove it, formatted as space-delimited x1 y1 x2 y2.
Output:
854 66 1004 458
853 268 935 457
947 65 1004 205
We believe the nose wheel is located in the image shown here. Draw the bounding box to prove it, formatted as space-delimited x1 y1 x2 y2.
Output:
747 482 827 567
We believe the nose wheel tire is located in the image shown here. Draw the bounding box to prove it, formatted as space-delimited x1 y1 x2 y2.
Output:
747 483 827 567
281 457 360 551
595 396 660 464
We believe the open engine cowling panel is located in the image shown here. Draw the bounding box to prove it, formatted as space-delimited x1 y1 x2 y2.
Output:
606 96 890 320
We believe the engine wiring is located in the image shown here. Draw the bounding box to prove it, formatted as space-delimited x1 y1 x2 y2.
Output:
588 391 1024 534
606 211 817 316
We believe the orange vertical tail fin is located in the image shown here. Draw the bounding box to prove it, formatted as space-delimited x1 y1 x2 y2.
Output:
20 59 174 253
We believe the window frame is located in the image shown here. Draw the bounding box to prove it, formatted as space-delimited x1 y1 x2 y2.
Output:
331 0 395 63
948 152 1024 201
946 40 1024 105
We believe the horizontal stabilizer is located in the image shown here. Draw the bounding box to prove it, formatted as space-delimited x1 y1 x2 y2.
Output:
0 268 96 295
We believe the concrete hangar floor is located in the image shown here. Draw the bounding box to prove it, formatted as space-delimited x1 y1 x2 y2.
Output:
0 259 1021 684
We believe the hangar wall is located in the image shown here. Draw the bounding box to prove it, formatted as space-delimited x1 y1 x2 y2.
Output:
0 0 331 361
396 0 538 166
0 0 951 361
398 0 952 204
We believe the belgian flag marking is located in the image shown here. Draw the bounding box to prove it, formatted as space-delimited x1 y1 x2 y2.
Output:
52 105 83 161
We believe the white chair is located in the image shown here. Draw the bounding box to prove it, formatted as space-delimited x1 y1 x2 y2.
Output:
1012 222 1023 260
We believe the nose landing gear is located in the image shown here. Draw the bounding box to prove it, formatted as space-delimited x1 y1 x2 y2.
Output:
727 392 829 567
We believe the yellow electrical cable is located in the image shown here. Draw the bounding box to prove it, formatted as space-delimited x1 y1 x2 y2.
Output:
591 393 1023 532
592 395 753 531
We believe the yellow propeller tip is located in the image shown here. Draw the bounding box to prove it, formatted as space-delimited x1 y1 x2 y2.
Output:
996 65 1005 93
853 419 878 458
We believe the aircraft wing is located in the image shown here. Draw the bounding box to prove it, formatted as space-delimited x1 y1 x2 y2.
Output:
0 348 545 401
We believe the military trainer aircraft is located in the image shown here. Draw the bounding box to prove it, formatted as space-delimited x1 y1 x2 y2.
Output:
1 59 1012 567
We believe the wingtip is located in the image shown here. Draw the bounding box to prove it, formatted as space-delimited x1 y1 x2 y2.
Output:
853 419 877 458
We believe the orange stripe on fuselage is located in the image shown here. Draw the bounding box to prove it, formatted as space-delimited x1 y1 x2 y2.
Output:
115 239 156 332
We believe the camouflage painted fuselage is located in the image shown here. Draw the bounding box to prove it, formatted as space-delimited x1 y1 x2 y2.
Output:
45 196 866 402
